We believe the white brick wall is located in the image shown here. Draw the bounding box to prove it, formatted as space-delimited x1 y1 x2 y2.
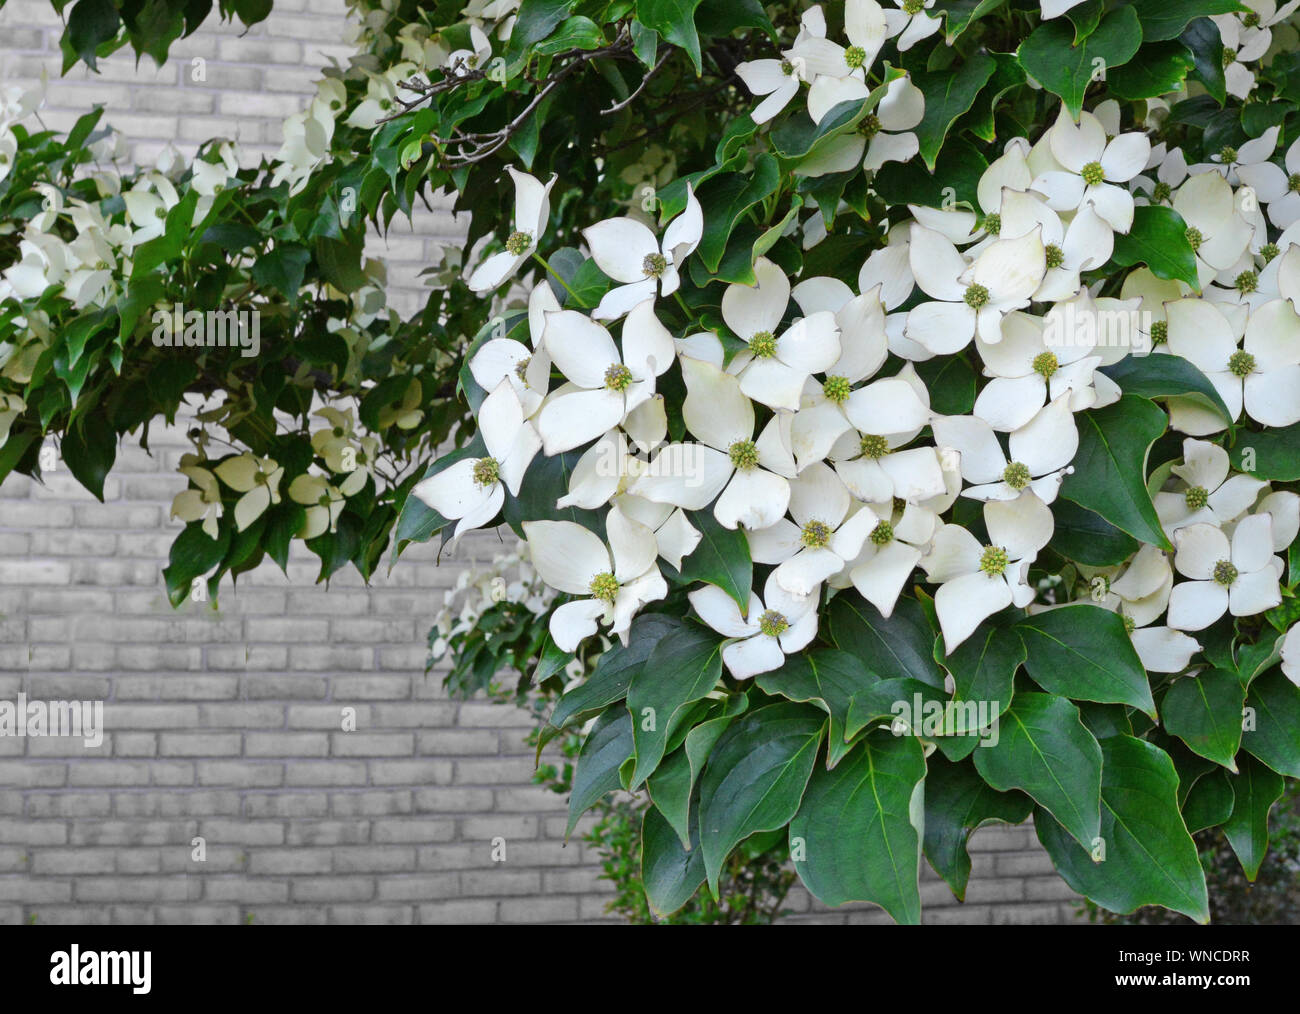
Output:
0 0 1080 924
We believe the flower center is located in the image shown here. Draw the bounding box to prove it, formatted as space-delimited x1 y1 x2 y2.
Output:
870 520 894 546
1032 351 1059 378
780 57 795 76
1243 10 1261 27
605 363 633 391
844 45 867 69
472 457 500 487
858 113 882 139
728 439 759 471
1235 270 1258 294
823 375 851 403
860 433 889 459
1290 174 1300 194
983 213 1002 235
1184 485 1209 510
1219 145 1238 164
1044 244 1064 269
748 330 777 358
515 356 531 383
1152 181 1172 204
979 545 1009 577
505 230 533 255
1212 560 1238 587
963 283 990 310
589 571 620 602
642 252 667 278
1080 161 1105 186
1261 242 1281 263
801 520 831 549
1222 49 1236 67
759 609 789 637
1003 461 1031 490
332 426 344 438
1123 614 1136 634
1228 350 1256 377
1150 320 1168 345
1184 226 1203 252
903 0 925 13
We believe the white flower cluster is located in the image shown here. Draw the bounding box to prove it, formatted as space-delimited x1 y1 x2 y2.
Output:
416 0 1300 685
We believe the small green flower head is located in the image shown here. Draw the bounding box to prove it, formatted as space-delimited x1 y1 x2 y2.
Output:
1184 485 1209 510
1290 174 1300 194
1185 226 1204 251
1243 10 1261 27
515 356 531 383
1003 461 1032 491
1122 614 1137 634
472 457 500 488
964 283 990 310
1044 244 1064 269
1150 320 1168 345
759 609 789 637
642 252 667 278
858 114 882 139
1081 161 1105 186
780 57 795 76
801 519 831 549
729 439 759 471
1032 351 1059 378
1213 560 1239 587
589 571 620 602
983 213 1002 236
844 45 867 70
1261 242 1281 263
979 545 1009 577
505 230 533 255
1219 145 1239 164
1229 350 1256 378
870 520 894 546
860 433 890 459
823 375 851 403
1152 181 1172 204
604 363 633 392
748 330 778 358
1235 270 1258 294
903 0 925 13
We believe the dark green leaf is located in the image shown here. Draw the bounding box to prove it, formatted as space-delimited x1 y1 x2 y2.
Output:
1163 668 1245 770
1017 6 1142 119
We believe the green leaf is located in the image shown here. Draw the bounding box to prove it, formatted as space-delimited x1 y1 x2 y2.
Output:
973 692 1103 848
1182 18 1227 105
61 413 117 502
1015 605 1156 716
944 618 1024 715
1107 41 1196 100
789 732 927 923
566 706 634 836
1017 6 1142 119
1047 497 1141 566
1130 0 1247 41
626 623 723 787
676 508 752 611
1109 205 1199 288
162 522 230 608
1242 669 1300 777
1163 669 1245 770
914 354 976 415
826 593 946 689
251 243 312 306
922 754 1033 901
1036 735 1209 923
757 650 872 769
698 702 824 894
647 694 747 849
1229 423 1300 479
936 0 1007 42
506 0 575 60
641 797 706 917
911 53 996 170
1223 753 1284 880
66 0 119 70
636 0 704 74
1100 352 1231 420
1183 767 1234 832
1059 395 1172 551
549 613 680 729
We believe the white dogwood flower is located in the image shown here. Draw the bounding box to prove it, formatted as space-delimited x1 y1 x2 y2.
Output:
1168 516 1282 630
467 168 556 293
1237 135 1300 230
883 0 942 50
524 508 667 651
786 0 888 83
800 74 924 172
582 184 702 319
170 455 223 539
1032 104 1149 233
468 282 558 418
1153 437 1269 535
844 499 938 617
689 571 820 680
213 453 283 531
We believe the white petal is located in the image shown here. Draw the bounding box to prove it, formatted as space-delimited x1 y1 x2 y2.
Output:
550 599 608 652
1174 523 1231 580
523 520 610 594
582 217 660 283
722 257 789 340
722 634 786 680
985 490 1054 562
1131 627 1202 673
690 585 762 637
1166 580 1229 631
543 311 619 388
715 468 791 530
537 388 626 455
936 572 1013 652
681 356 754 449
1231 513 1275 572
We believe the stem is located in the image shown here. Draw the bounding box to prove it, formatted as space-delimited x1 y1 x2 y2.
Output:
673 289 698 324
531 251 579 302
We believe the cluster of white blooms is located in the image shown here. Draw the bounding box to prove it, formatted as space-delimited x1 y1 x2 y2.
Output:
416 0 1300 684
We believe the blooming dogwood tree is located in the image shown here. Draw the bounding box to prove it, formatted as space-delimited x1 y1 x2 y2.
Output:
5 0 1300 923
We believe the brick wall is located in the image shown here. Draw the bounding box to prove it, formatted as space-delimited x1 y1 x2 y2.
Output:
0 0 1081 923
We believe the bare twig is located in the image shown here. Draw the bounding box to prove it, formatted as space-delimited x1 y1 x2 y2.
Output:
600 50 671 115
